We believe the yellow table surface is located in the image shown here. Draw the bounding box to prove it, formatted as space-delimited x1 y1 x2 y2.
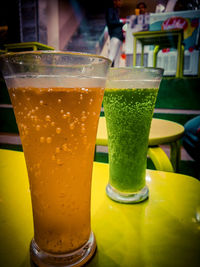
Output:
0 149 200 267
96 117 185 146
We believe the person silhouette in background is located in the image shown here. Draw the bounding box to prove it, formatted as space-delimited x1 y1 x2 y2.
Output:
106 0 124 67
136 2 148 14
182 115 200 179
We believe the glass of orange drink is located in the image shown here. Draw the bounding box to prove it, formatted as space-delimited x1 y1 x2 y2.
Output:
0 51 111 267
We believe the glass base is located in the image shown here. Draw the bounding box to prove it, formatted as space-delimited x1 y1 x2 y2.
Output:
30 232 96 267
106 184 149 204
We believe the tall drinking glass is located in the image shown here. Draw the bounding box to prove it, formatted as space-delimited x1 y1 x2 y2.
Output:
103 67 163 204
0 51 111 266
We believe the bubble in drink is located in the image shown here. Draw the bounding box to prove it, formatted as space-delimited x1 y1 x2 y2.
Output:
57 159 63 166
45 115 51 122
56 127 61 134
40 137 45 143
70 123 75 130
62 143 68 152
46 137 52 144
55 147 60 153
36 125 40 131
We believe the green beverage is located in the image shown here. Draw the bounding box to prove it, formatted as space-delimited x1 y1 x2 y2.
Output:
104 68 163 203
104 88 158 191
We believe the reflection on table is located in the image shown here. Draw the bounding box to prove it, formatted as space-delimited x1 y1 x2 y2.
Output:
0 149 200 267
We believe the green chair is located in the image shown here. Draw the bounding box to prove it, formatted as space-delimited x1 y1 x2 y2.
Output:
133 29 184 78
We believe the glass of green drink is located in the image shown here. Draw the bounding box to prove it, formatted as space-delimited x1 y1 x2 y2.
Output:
103 67 163 203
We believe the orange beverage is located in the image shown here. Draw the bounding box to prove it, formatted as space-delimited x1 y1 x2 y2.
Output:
0 51 111 267
8 79 104 253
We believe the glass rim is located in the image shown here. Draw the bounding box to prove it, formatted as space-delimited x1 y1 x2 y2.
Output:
0 50 112 64
110 66 164 75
